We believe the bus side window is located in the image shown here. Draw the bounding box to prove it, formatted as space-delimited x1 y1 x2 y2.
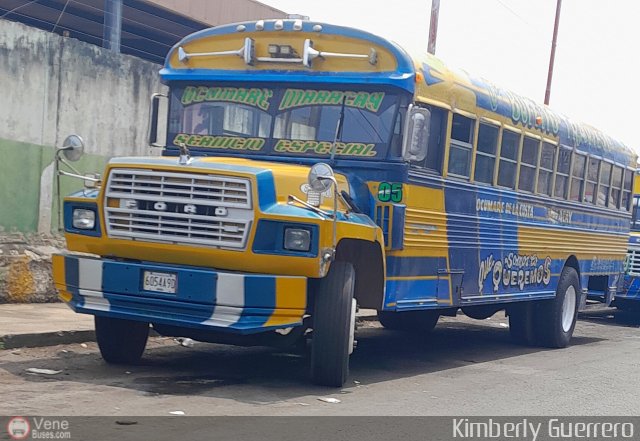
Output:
622 169 633 211
554 147 572 199
473 123 499 184
411 106 446 173
597 162 612 207
497 129 520 188
518 136 539 192
447 113 475 178
569 154 586 202
537 142 556 196
584 157 600 204
610 166 623 209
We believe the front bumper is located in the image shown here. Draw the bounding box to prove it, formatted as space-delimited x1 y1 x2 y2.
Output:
52 254 307 334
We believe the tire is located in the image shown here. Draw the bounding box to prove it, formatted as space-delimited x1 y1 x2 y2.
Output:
378 310 439 333
311 261 356 387
535 266 580 348
95 316 149 364
508 302 536 345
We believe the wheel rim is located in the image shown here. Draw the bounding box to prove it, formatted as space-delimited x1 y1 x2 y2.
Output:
348 299 356 355
562 285 577 332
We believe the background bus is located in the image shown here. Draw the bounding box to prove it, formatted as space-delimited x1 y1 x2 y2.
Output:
616 173 640 311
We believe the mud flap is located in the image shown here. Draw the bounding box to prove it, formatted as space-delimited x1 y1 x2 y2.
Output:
578 288 588 311
605 286 616 307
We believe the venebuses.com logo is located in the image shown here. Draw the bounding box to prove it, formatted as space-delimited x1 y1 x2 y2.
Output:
6 416 71 440
6 416 30 440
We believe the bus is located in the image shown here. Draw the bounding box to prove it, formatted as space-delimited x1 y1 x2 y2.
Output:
52 19 636 387
616 173 640 311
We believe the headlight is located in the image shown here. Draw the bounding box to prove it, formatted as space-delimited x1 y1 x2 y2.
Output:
284 228 311 252
72 209 96 230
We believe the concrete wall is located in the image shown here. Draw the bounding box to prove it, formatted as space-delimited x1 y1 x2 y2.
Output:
149 0 286 26
0 19 167 232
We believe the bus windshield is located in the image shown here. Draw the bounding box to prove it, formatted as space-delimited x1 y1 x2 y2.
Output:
167 84 403 160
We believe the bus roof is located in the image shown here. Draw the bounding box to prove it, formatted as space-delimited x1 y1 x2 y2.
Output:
414 52 637 167
161 19 636 167
161 19 415 92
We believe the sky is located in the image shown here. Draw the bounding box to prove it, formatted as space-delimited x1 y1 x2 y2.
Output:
262 0 640 151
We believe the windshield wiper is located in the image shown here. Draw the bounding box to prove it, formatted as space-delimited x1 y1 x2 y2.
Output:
329 95 347 164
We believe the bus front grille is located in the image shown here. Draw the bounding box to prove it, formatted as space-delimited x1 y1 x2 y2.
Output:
627 248 640 276
104 168 253 249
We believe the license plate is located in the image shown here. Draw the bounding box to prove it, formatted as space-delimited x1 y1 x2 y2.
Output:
143 271 177 294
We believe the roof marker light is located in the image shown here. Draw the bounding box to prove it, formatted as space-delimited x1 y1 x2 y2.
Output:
312 24 323 32
255 20 264 31
236 24 246 32
293 19 303 31
274 19 284 30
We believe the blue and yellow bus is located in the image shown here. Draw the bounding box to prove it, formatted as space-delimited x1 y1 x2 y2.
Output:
52 19 636 387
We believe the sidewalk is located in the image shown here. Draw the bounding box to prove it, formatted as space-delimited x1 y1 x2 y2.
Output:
0 303 378 349
0 303 94 349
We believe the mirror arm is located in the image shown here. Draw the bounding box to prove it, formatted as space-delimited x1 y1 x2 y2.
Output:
57 170 100 182
56 152 83 176
287 195 332 217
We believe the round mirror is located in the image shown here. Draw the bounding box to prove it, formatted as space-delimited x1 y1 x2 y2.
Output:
308 163 335 193
61 135 85 162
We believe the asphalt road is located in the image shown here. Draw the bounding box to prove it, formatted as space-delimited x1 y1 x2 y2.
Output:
1 308 639 416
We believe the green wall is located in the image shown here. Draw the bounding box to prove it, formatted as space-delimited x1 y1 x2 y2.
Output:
0 137 110 232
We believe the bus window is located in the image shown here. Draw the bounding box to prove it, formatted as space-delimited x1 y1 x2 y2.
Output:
447 114 475 178
474 123 499 184
598 162 612 207
554 147 571 199
569 154 586 202
610 166 623 209
497 129 520 188
410 105 447 172
518 136 539 192
584 157 599 204
622 169 633 210
537 142 556 196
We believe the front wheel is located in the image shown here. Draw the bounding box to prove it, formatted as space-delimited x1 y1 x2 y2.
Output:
311 261 356 387
95 316 149 364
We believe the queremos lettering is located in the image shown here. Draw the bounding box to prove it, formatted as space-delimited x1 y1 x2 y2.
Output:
479 253 552 293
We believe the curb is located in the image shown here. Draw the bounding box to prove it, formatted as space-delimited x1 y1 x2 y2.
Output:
0 316 381 350
0 330 96 350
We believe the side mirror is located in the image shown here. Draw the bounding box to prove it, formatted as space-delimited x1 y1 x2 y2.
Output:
403 106 431 162
59 134 85 162
149 93 168 148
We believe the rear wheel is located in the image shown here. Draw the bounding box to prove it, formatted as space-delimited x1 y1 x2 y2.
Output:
95 316 149 364
535 266 579 348
378 310 439 333
311 261 356 387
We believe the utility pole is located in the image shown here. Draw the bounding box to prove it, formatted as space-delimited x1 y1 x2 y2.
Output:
544 0 562 105
428 0 440 55
103 0 122 52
